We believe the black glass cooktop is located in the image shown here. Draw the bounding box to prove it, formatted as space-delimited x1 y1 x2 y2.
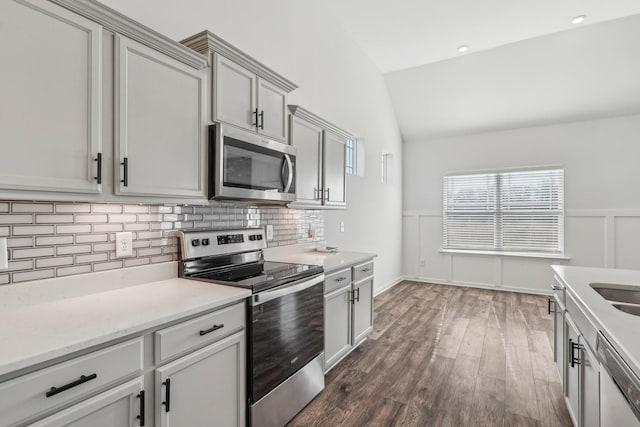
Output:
189 261 323 293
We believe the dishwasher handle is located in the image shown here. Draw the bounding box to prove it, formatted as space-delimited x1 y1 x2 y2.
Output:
597 333 640 422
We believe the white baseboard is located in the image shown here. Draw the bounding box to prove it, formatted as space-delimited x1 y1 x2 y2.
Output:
374 275 405 297
402 276 552 296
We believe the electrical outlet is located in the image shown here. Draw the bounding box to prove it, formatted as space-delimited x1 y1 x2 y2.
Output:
340 221 345 233
266 225 274 241
308 226 316 238
115 232 133 258
0 238 8 270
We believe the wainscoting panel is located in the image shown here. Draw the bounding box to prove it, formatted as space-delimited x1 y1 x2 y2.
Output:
403 210 640 294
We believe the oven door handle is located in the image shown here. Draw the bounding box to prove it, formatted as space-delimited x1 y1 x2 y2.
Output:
252 274 324 306
282 154 293 193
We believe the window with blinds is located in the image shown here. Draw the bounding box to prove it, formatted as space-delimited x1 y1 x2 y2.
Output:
443 168 564 253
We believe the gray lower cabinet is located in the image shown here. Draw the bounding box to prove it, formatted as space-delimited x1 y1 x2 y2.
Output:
323 261 374 372
155 331 246 427
352 277 374 345
324 284 353 369
30 377 145 427
554 277 600 427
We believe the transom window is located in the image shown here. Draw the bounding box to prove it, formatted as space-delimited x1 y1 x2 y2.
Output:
443 168 564 253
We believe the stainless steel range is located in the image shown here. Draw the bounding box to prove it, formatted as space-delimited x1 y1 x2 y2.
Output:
175 228 325 427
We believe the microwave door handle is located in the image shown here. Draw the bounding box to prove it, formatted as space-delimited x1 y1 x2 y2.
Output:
282 154 293 193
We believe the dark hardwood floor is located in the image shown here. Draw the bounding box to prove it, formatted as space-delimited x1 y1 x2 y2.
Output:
288 281 572 427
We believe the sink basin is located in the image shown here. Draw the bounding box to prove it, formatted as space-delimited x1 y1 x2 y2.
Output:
591 283 640 316
613 303 640 317
590 283 640 304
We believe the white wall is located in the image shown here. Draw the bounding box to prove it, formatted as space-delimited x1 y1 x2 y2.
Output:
99 0 404 292
403 114 640 293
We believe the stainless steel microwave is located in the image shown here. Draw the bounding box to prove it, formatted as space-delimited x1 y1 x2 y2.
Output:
209 124 296 203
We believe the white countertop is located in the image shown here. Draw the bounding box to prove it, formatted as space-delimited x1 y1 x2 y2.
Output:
265 247 376 274
0 271 249 378
553 265 640 378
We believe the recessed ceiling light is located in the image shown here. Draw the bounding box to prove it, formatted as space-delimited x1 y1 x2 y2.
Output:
457 45 469 53
572 15 586 24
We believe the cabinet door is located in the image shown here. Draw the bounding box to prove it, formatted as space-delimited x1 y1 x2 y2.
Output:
581 340 600 427
565 314 581 427
352 278 374 345
323 131 347 207
289 115 323 206
214 53 256 132
31 378 144 427
553 297 565 387
0 0 102 195
324 285 352 371
257 78 287 142
115 35 207 199
155 331 245 427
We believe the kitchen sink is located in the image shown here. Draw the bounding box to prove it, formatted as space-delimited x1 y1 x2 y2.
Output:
591 283 640 316
612 303 640 317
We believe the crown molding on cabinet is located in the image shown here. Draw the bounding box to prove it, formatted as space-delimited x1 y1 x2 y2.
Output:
49 0 209 70
288 105 353 139
181 30 298 93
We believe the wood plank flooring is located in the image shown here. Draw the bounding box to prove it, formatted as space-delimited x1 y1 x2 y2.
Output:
288 281 572 427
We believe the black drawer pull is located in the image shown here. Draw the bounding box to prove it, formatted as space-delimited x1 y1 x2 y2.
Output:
361 268 371 273
162 378 171 412
46 373 97 398
137 390 145 426
253 108 259 128
569 338 582 368
355 287 361 302
335 277 348 282
547 297 554 315
199 323 224 336
259 110 265 129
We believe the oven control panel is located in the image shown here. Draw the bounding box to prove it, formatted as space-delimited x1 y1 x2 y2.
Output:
176 228 267 260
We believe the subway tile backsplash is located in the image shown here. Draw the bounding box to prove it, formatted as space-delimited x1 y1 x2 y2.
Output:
0 201 324 285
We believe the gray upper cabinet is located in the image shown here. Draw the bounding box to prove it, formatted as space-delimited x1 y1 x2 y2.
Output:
289 115 323 205
0 0 102 195
115 35 207 199
323 131 347 207
0 0 210 202
288 106 351 209
181 31 296 144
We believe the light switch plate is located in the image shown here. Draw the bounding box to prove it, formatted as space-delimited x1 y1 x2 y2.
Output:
0 238 8 270
340 221 345 233
115 232 133 258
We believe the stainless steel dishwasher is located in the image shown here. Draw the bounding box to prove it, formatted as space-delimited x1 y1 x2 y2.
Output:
597 333 640 426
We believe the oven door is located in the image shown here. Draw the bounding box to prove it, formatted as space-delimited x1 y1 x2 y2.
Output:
248 274 324 403
210 124 296 203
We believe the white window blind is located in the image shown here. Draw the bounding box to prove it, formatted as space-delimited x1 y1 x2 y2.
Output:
443 168 564 253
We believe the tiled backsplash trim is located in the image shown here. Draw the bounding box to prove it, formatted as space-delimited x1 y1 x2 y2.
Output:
0 201 324 285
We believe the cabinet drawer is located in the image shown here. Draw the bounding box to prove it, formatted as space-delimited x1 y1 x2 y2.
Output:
155 302 245 364
0 337 143 427
325 268 352 294
353 261 374 283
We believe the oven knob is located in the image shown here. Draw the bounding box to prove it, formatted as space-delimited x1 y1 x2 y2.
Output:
202 238 210 246
249 235 255 241
257 235 263 240
191 239 200 247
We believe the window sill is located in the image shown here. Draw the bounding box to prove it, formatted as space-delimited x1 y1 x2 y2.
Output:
439 249 571 261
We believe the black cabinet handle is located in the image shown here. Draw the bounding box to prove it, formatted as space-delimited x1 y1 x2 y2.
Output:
199 323 224 336
259 110 264 129
569 339 582 368
94 153 102 184
335 277 348 282
162 378 171 412
547 297 554 315
355 287 360 302
361 268 371 273
46 373 97 398
121 157 128 187
253 108 259 128
137 390 145 426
